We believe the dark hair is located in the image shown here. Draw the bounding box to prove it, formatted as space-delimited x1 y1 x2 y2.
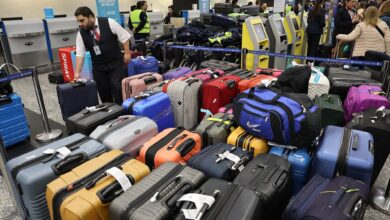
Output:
168 5 174 10
137 1 147 9
309 0 323 21
131 5 136 11
74 6 95 17
232 0 239 4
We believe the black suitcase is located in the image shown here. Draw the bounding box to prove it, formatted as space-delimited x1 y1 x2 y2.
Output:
233 154 291 220
48 71 64 84
214 3 239 14
66 103 125 135
176 178 263 220
200 59 239 72
211 14 238 29
318 43 333 58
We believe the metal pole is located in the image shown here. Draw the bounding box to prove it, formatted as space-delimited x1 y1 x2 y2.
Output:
162 42 168 63
241 48 248 70
326 0 337 43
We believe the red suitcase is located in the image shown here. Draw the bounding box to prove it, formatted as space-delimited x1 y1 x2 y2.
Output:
238 74 277 93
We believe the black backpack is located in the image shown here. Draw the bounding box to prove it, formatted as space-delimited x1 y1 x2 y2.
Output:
273 65 312 94
0 64 15 96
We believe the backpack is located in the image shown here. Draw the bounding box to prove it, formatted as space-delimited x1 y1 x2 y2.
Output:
0 63 16 96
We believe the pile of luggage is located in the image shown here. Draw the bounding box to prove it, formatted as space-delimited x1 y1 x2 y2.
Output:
3 58 390 220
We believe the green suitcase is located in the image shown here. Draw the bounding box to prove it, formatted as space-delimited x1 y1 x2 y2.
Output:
314 94 345 127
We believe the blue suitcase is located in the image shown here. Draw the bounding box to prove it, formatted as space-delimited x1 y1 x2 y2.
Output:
57 80 99 121
122 91 174 132
0 93 30 147
312 125 374 184
127 56 159 76
187 143 253 181
269 146 312 195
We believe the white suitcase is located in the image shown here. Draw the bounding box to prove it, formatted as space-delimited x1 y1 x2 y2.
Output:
308 66 330 99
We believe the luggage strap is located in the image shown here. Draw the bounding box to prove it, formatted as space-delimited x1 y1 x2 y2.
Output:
207 117 235 132
178 192 218 220
215 147 248 171
42 136 90 160
105 167 132 191
334 128 352 176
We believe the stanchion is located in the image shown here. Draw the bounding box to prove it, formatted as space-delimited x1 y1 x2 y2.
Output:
241 48 248 70
31 66 62 142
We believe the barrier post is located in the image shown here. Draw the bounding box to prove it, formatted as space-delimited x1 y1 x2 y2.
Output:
241 48 248 70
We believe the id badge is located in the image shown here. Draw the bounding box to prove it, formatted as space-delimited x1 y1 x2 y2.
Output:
93 45 101 55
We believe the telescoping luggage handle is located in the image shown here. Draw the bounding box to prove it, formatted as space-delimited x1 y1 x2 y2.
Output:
177 191 219 220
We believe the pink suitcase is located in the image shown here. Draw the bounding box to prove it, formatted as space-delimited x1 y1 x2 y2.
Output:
185 68 225 82
121 72 163 100
218 104 233 114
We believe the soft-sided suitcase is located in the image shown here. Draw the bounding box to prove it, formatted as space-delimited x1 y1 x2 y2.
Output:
343 85 390 122
256 68 283 78
283 175 370 220
57 80 99 121
200 59 239 72
218 103 234 114
48 71 65 84
121 72 163 100
66 103 126 135
211 14 238 28
109 162 206 220
201 74 242 115
187 143 253 181
185 68 225 82
269 146 312 195
214 3 240 14
238 74 277 93
227 126 268 157
227 69 254 79
6 134 107 220
195 113 236 147
233 153 292 220
163 67 192 80
46 150 150 220
176 178 263 220
89 115 158 155
127 56 159 76
314 94 345 127
308 66 330 99
137 128 202 169
167 77 202 130
122 91 174 131
312 125 374 184
0 94 30 148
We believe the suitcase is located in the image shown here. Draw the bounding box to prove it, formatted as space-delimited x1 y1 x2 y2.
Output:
318 43 333 58
167 77 202 130
57 80 99 121
109 162 207 220
46 150 150 220
283 175 370 220
89 115 158 155
211 14 238 28
200 59 239 72
127 56 159 76
176 178 263 220
187 143 253 181
269 146 312 195
195 113 236 147
121 72 163 100
238 74 277 93
0 94 30 148
343 85 390 122
48 71 64 84
201 74 242 116
163 67 192 80
227 126 269 157
214 3 240 14
185 68 225 82
218 103 234 114
66 103 126 135
148 80 171 93
312 125 374 184
308 66 330 99
122 91 174 131
226 69 254 79
233 153 292 220
314 94 345 127
256 68 283 78
346 108 390 183
6 134 107 220
137 128 202 169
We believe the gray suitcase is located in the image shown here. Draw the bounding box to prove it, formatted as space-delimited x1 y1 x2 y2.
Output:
5 134 107 220
167 77 202 130
89 115 158 155
195 113 236 147
109 162 206 220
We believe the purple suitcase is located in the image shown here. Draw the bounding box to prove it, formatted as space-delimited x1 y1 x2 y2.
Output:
163 67 192 80
344 85 390 122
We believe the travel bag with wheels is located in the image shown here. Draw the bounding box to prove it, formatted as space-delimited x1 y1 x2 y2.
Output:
314 94 345 127
227 126 268 157
163 67 192 80
200 59 239 72
238 74 277 93
121 72 163 100
48 71 65 84
127 56 159 76
195 113 236 147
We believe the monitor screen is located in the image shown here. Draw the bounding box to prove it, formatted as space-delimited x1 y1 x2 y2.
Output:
275 20 286 36
254 23 266 41
292 18 299 30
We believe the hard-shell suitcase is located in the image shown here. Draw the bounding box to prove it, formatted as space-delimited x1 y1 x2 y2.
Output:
185 68 225 82
343 85 390 122
137 128 202 169
314 94 345 127
48 71 65 84
127 56 159 76
176 178 263 220
167 77 202 130
227 126 269 157
163 67 192 80
308 66 330 99
238 74 277 93
218 103 234 114
187 143 253 181
214 3 240 14
269 146 312 195
210 14 238 28
6 134 107 220
283 175 370 220
0 94 30 148
122 91 174 131
233 153 292 220
195 113 236 147
109 163 207 220
57 80 99 121
312 125 374 184
89 116 158 155
121 72 163 100
46 150 150 220
66 103 126 135
256 68 283 78
200 59 239 72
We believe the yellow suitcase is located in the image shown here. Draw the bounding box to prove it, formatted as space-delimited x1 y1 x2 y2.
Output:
227 126 269 156
46 150 149 220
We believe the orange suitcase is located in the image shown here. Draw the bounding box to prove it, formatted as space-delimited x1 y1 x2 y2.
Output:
238 74 276 93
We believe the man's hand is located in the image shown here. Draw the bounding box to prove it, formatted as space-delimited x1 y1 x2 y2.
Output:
74 72 80 81
124 52 131 65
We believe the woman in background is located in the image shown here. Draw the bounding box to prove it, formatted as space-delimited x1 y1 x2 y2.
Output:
306 0 326 62
164 5 176 24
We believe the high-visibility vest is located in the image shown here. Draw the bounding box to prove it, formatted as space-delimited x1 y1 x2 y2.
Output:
130 9 150 34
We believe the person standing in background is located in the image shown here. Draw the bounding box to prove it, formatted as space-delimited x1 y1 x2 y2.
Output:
129 1 150 40
232 0 240 8
333 0 359 49
164 5 176 24
357 1 367 21
380 0 390 27
259 3 269 13
307 0 326 62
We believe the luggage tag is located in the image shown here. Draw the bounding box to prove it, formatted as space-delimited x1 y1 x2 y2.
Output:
200 109 213 121
86 104 108 113
105 167 132 192
93 45 101 56
43 147 72 159
215 148 246 172
178 192 217 220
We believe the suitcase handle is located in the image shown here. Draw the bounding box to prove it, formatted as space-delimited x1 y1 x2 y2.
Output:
85 166 125 190
150 175 182 202
352 134 359 151
224 79 236 88
71 80 86 88
52 153 88 175
97 174 135 203
167 134 188 150
0 95 12 106
166 184 193 209
107 116 132 128
248 87 281 104
176 139 196 157
144 76 158 84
